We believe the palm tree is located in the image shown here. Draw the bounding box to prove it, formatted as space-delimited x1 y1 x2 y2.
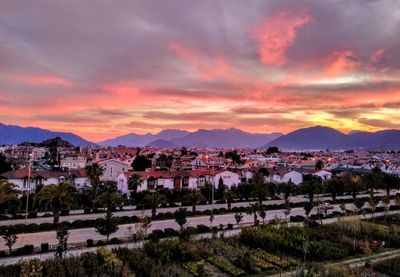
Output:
0 180 20 213
278 181 296 202
127 173 142 193
141 191 167 217
182 190 205 213
299 175 323 206
223 190 236 211
85 163 104 194
325 178 344 203
34 182 76 224
251 172 268 206
382 173 400 197
362 167 384 199
342 173 361 200
247 202 260 226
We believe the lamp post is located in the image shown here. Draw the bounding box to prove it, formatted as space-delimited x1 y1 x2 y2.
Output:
24 153 33 225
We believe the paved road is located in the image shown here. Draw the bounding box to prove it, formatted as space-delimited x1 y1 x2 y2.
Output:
0 191 389 226
1 208 399 266
3 199 396 251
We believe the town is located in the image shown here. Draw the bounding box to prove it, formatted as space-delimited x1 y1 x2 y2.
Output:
1 0 400 275
1 137 400 276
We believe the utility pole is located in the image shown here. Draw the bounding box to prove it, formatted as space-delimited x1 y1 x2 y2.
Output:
25 152 33 225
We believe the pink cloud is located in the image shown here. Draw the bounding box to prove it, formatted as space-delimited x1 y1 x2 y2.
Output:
252 10 312 66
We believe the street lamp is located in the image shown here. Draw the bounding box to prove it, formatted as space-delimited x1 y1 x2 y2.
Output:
24 152 33 225
205 155 215 212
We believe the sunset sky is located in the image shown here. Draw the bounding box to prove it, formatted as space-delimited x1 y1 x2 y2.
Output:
1 0 400 142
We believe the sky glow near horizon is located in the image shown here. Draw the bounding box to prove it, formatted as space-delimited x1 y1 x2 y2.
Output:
0 0 400 141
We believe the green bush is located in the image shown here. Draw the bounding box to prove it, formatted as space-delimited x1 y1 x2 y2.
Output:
40 243 49 253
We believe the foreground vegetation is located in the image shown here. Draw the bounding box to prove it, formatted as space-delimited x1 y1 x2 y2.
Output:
1 216 400 277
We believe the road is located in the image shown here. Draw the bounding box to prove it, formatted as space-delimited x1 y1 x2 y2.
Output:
1 208 400 266
2 200 397 252
0 190 390 226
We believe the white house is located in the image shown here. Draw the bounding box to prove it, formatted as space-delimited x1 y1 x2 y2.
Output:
0 168 91 192
311 169 332 180
60 155 87 170
269 169 303 185
116 169 240 196
98 159 130 181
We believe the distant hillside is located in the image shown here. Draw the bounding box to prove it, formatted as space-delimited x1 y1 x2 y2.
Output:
0 123 95 146
19 137 75 148
147 139 177 148
100 128 282 148
98 129 190 147
170 128 282 148
265 126 400 150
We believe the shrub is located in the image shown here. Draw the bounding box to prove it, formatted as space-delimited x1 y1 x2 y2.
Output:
109 238 122 245
13 244 34 256
60 210 70 216
40 243 49 253
38 223 54 232
27 212 37 218
87 239 94 247
83 208 91 214
27 223 39 233
227 224 233 230
96 240 105 246
164 228 179 237
196 224 211 233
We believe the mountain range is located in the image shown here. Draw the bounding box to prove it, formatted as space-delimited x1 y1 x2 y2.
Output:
0 123 95 146
98 128 282 148
265 126 400 150
2 122 400 150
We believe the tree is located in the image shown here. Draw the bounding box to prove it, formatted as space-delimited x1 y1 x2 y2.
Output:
251 172 268 206
34 182 76 224
85 163 104 195
258 207 267 224
266 182 278 199
55 224 69 258
266 147 280 155
234 212 243 227
0 226 18 255
223 190 236 211
315 160 324 170
299 175 323 205
127 173 142 193
224 150 242 164
155 154 173 170
342 172 362 200
325 178 344 202
0 153 15 174
131 155 151 171
94 181 122 243
278 181 296 202
174 208 187 231
0 180 20 214
182 190 205 213
362 167 384 199
247 202 259 226
303 202 313 219
141 191 167 217
382 173 400 197
95 211 119 243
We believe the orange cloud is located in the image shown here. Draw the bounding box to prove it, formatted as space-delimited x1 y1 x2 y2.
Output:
168 42 233 81
6 74 71 86
252 10 312 65
323 50 358 77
